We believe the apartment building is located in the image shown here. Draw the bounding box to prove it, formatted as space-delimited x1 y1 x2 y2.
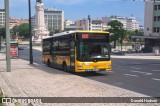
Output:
64 20 75 27
32 8 64 31
0 9 5 27
102 16 140 31
75 19 103 31
144 0 160 36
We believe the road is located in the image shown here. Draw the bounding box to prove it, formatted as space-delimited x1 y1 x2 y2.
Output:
19 47 160 97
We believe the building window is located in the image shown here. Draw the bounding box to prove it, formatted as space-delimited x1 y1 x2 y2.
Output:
154 16 157 21
153 27 156 32
158 16 160 21
157 27 160 33
154 5 157 10
158 5 160 10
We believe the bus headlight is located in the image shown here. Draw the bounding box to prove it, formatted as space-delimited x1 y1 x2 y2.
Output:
77 66 83 69
108 64 111 68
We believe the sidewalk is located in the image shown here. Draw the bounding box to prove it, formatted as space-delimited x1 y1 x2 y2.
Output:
111 55 160 60
0 52 159 106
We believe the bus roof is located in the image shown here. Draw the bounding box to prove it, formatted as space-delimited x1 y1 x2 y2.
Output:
43 30 109 40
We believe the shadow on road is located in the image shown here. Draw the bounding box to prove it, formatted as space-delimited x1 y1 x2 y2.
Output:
72 72 108 77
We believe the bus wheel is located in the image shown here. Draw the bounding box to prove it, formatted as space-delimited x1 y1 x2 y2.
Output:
63 63 67 72
47 60 51 67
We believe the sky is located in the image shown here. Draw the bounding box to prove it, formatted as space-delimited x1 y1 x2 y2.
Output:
0 0 144 25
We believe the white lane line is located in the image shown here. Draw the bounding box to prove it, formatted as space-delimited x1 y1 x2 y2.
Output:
119 61 126 63
151 64 159 66
129 67 141 70
124 74 138 77
131 70 152 75
152 78 160 81
152 70 160 72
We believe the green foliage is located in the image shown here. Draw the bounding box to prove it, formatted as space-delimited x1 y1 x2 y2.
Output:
54 30 60 34
48 27 61 36
126 30 144 41
107 20 126 42
0 88 4 106
0 27 5 39
12 23 29 39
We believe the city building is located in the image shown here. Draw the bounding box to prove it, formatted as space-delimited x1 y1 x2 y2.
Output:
91 20 103 31
0 9 5 27
131 0 160 53
75 19 103 31
144 0 160 36
32 8 64 32
64 20 75 28
9 18 28 29
102 16 140 31
44 8 64 31
75 19 88 30
64 26 83 31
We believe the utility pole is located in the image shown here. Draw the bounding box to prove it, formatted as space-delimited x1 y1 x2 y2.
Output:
5 0 11 72
28 0 33 64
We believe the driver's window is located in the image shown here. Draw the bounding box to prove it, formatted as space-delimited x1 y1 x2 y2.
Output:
102 45 108 55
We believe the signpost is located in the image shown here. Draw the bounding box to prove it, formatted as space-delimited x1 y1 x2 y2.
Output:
10 42 19 58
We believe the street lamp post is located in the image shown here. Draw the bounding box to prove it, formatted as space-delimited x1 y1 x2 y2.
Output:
5 0 11 72
28 0 33 64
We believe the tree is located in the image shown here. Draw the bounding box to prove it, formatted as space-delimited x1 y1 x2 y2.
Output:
126 30 144 41
0 27 5 51
107 20 126 50
12 23 29 39
0 27 5 39
54 29 60 34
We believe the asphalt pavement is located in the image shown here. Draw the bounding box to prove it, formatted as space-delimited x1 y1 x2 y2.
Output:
0 46 160 106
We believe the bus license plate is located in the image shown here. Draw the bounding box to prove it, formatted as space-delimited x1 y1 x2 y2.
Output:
93 69 99 71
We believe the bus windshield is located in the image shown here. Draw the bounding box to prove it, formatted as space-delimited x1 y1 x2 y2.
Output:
76 42 110 61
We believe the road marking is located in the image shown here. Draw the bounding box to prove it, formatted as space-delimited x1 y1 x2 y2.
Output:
107 71 114 73
119 61 126 63
152 70 160 72
131 70 152 75
152 78 160 81
129 67 141 70
151 64 160 66
124 74 138 77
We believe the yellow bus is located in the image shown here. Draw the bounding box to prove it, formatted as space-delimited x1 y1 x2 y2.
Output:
42 30 112 72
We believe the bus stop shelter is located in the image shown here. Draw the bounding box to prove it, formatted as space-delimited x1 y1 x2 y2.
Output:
131 36 160 53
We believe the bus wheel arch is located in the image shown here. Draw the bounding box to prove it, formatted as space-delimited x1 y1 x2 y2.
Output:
62 61 67 72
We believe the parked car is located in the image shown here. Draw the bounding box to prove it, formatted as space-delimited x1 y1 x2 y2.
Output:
18 46 24 50
112 50 125 55
126 49 136 53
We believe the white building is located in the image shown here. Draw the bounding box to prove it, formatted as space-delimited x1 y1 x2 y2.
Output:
64 20 75 27
0 9 5 27
144 0 160 36
44 8 64 31
102 16 140 31
91 20 103 31
75 19 103 31
32 8 64 31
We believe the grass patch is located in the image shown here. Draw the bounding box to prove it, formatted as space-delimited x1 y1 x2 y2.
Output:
0 88 4 106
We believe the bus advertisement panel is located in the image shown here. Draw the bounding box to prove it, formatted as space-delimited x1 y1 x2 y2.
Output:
10 42 19 58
